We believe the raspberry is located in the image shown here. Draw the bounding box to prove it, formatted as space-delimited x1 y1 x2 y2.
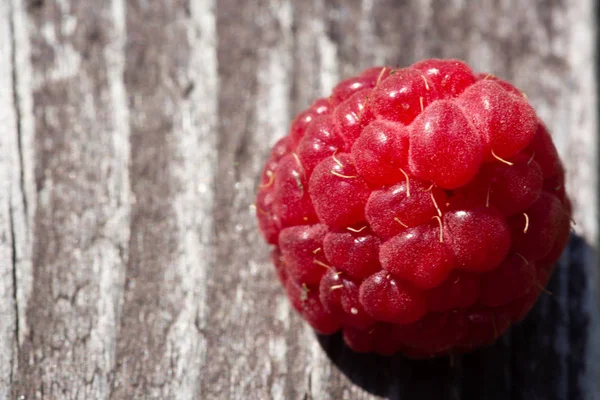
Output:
255 59 571 358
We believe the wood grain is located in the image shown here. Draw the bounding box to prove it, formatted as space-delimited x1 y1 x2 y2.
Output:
0 0 19 397
0 0 597 399
111 0 216 398
12 0 130 397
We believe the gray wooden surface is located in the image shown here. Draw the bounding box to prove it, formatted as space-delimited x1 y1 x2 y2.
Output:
0 0 598 399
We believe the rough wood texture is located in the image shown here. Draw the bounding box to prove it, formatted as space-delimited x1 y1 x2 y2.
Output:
0 0 597 399
12 0 131 397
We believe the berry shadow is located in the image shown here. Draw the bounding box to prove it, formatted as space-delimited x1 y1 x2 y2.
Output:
316 332 467 399
317 234 595 400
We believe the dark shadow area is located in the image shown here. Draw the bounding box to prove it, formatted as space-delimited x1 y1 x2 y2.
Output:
510 234 595 400
317 332 465 400
318 234 596 400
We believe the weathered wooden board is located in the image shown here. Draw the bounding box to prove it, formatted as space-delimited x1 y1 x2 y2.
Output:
0 0 597 399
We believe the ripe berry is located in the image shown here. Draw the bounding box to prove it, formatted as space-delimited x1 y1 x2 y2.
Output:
256 59 571 358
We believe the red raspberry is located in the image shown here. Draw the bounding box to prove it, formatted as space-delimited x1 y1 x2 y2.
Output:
255 59 571 358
